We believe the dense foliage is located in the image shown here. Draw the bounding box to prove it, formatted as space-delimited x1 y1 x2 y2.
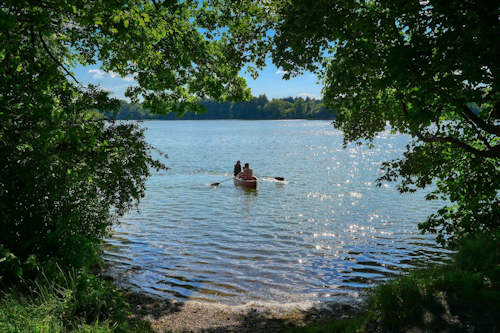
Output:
112 95 335 120
209 0 500 246
0 0 250 280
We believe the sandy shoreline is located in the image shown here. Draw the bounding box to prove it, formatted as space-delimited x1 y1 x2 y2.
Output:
125 291 360 332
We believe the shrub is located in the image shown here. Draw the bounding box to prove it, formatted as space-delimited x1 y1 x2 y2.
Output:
0 244 22 285
366 274 431 330
453 230 500 286
0 95 165 269
364 232 500 331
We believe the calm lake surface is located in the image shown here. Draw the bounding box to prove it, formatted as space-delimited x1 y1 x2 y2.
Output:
104 120 449 307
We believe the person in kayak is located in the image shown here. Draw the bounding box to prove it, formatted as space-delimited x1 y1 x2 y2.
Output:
233 160 242 177
238 163 254 180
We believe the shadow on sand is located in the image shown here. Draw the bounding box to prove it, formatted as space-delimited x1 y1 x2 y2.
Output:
123 291 358 333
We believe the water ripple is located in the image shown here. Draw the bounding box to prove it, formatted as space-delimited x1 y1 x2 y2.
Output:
104 120 451 306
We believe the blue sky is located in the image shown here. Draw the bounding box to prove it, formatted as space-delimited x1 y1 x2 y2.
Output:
73 58 323 101
241 58 323 99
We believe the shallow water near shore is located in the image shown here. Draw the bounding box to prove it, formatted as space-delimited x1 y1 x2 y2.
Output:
104 120 450 308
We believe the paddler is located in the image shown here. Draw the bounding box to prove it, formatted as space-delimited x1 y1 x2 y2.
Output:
238 163 254 180
233 160 242 177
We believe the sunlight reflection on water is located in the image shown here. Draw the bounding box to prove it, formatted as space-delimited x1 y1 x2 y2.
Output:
104 120 450 306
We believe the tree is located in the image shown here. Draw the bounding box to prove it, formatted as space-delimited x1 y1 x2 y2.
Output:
0 0 250 269
208 0 500 246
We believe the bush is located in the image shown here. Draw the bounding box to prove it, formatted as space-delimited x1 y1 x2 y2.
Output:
453 230 500 286
366 274 432 330
0 245 22 285
62 270 128 325
0 91 165 269
364 232 500 332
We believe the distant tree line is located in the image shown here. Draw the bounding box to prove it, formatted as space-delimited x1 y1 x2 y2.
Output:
110 95 336 120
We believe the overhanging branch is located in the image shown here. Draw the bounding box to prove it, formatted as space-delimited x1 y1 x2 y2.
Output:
461 105 500 137
38 30 80 85
416 132 500 158
459 107 493 149
151 0 160 11
401 102 499 158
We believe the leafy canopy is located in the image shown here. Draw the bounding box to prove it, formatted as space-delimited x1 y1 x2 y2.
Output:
0 0 251 271
207 0 500 246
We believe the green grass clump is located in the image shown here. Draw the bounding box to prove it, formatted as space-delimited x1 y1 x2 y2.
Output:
0 269 153 333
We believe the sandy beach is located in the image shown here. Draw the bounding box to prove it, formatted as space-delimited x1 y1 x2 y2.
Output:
125 291 359 332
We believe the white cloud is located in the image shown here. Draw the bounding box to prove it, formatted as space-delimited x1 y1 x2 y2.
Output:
275 69 288 75
88 69 106 78
88 69 135 82
122 75 135 82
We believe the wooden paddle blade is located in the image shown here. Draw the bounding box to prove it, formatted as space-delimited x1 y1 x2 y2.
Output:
274 177 285 181
210 182 220 186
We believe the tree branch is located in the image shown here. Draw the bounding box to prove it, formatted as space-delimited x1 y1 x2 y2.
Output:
30 25 35 49
460 111 493 149
416 132 500 158
460 104 500 137
38 30 80 85
151 0 160 11
401 102 499 158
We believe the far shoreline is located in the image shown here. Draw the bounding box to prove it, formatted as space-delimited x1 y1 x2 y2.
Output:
109 118 336 121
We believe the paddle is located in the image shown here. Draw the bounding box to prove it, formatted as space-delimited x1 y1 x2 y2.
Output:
262 176 285 181
210 177 233 186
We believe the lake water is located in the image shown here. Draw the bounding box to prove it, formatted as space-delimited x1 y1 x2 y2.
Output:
104 120 449 307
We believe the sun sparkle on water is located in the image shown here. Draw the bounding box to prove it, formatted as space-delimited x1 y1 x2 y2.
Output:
104 120 451 307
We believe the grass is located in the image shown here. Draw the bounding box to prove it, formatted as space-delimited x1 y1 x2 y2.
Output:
0 268 153 333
